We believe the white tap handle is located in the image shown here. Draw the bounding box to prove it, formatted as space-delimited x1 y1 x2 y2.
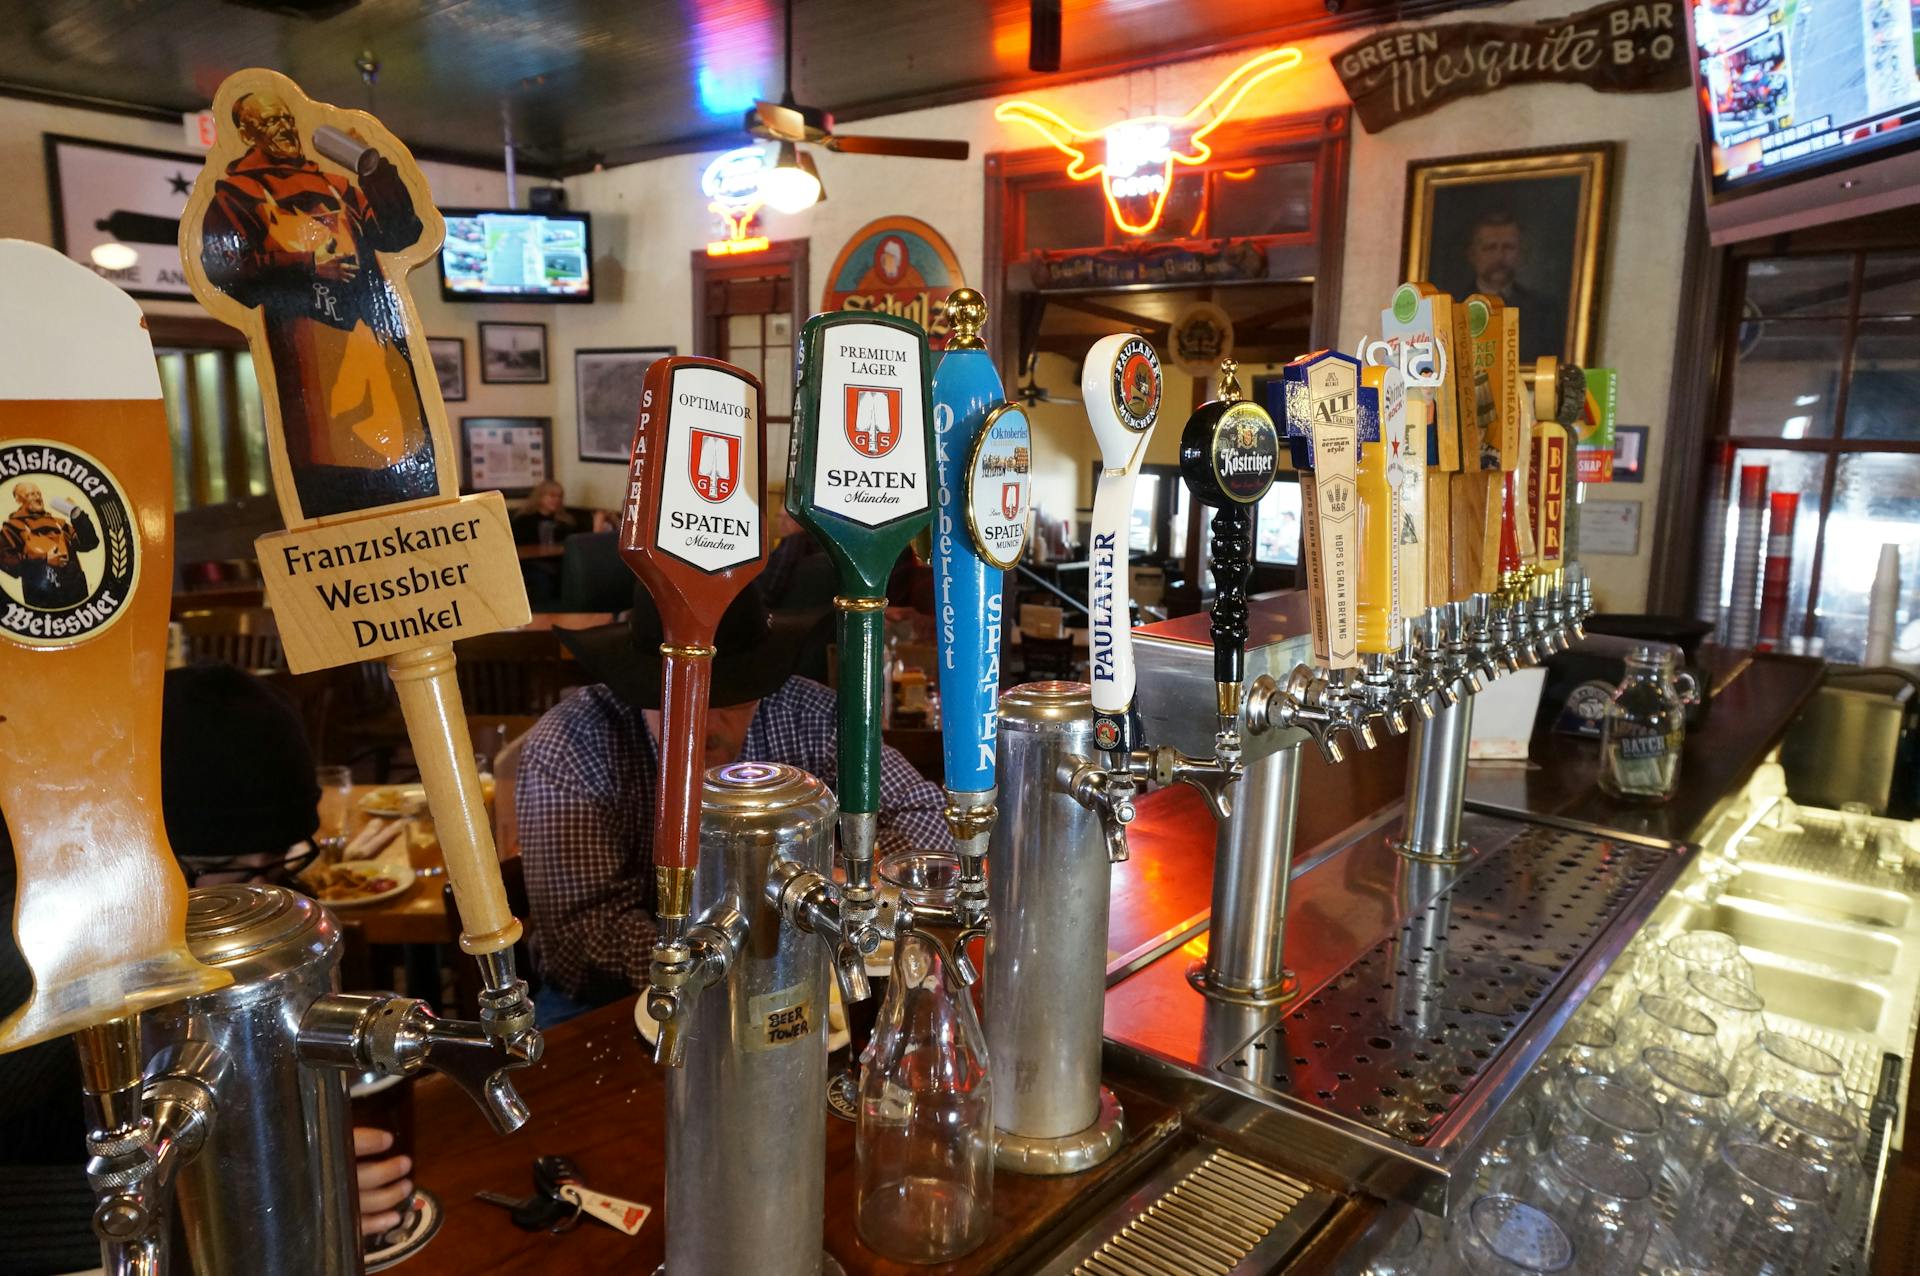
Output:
1080 333 1161 753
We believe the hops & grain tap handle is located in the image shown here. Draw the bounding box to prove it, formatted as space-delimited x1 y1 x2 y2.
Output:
1178 359 1279 764
786 310 935 956
928 291 1031 946
179 68 540 1115
619 355 770 1062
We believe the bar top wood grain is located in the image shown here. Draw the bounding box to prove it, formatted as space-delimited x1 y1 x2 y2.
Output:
401 1000 1182 1274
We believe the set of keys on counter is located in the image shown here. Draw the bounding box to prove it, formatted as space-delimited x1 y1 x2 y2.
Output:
475 1156 652 1236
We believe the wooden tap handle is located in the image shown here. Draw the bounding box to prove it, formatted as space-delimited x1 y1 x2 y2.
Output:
1281 350 1362 669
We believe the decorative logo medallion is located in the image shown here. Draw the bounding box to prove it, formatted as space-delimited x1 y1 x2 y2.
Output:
690 427 741 503
1211 403 1279 505
1093 718 1122 751
0 439 140 647
1110 337 1161 433
964 402 1034 571
844 384 903 458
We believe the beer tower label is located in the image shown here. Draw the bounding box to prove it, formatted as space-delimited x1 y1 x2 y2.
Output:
1109 337 1162 434
808 320 931 528
964 404 1033 570
1210 403 1280 504
653 364 761 574
0 440 140 647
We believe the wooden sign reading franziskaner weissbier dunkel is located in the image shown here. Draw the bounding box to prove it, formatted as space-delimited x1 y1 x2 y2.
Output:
179 68 529 960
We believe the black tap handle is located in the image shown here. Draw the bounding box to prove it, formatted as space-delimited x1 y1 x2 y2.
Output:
1209 503 1252 689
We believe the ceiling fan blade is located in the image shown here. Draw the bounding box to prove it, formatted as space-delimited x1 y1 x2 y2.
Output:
753 100 809 141
1030 0 1062 72
823 134 971 160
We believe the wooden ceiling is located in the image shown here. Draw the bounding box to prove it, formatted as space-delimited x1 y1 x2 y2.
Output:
2 0 1471 174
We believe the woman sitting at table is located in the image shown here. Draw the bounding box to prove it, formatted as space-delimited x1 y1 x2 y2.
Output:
517 581 949 1026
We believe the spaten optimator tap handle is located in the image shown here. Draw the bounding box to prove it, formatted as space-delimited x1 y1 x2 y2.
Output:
619 356 770 904
1082 334 1162 759
1280 349 1364 671
1179 360 1278 720
0 241 229 1053
930 292 1030 797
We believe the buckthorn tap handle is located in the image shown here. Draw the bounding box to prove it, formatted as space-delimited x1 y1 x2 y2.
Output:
1280 349 1364 670
1179 360 1277 700
0 241 228 1052
1083 334 1162 756
930 292 1029 795
786 312 935 814
620 357 770 887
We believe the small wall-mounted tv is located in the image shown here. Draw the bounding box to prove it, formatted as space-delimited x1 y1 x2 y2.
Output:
1688 0 1920 242
439 209 593 302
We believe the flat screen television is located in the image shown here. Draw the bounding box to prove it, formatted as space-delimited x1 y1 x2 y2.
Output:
438 209 593 302
1688 0 1920 242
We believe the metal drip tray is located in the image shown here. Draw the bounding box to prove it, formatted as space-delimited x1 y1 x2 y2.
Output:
1216 826 1670 1145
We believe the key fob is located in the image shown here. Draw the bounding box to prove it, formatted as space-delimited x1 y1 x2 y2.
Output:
510 1194 572 1232
534 1154 583 1201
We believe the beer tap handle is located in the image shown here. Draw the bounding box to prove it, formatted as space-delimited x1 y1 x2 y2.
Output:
1082 334 1162 765
1279 349 1363 673
929 291 1029 925
788 312 935 937
619 356 771 1056
1179 359 1278 760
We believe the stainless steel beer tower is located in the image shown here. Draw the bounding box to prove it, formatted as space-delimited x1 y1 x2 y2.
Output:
667 760 850 1276
985 683 1128 1173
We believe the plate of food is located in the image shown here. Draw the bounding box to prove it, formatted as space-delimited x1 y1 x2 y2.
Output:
359 785 428 818
634 978 849 1053
305 861 416 907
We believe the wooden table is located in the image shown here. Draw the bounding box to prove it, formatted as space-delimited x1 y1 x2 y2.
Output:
323 788 455 947
402 1001 1182 1274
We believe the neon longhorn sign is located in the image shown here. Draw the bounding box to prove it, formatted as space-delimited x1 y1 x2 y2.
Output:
700 145 772 256
995 47 1303 236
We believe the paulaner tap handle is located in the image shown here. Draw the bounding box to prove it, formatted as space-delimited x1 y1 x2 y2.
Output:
620 357 770 905
1179 360 1278 721
929 291 1030 796
1083 334 1162 759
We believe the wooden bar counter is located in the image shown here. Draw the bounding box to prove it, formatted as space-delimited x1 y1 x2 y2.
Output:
402 1000 1181 1275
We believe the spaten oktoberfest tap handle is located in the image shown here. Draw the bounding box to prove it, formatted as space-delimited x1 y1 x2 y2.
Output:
930 292 1031 796
0 242 229 1053
619 357 769 898
786 311 935 820
1178 360 1278 704
1082 334 1162 758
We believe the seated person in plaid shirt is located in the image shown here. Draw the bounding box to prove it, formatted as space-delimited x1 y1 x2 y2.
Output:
518 582 949 1024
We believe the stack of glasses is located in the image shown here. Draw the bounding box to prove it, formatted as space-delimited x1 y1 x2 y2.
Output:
1362 928 1872 1275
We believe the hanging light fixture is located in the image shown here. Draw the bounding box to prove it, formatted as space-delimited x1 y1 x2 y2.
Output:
761 141 823 214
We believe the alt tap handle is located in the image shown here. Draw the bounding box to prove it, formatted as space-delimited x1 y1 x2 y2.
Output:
1277 349 1364 673
1083 333 1162 762
788 311 936 898
1179 359 1279 739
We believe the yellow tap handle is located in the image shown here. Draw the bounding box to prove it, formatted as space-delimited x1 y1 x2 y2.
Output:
1398 393 1429 623
1356 366 1405 656
1418 400 1454 607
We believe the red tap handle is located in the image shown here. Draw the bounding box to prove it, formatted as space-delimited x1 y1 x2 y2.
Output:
619 357 769 885
1499 470 1522 578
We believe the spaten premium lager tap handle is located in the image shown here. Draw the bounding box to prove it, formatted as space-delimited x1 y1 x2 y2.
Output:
1178 359 1278 760
787 311 935 951
1083 334 1161 765
618 356 770 1064
930 292 1030 933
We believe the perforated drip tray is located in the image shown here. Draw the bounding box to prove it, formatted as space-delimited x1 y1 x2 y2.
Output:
1216 825 1673 1147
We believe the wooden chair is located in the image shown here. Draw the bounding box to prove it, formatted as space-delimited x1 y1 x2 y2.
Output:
454 629 581 717
174 607 285 672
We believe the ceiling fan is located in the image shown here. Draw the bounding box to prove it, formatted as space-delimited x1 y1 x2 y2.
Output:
745 0 972 171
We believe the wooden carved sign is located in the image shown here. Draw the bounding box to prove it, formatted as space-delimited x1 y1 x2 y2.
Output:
0 242 229 1052
179 69 528 673
180 68 528 964
1334 0 1690 132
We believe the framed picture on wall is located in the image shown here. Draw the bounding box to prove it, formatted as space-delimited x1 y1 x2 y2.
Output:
1402 144 1614 367
1612 425 1648 483
427 337 466 402
576 347 674 463
44 134 204 301
479 321 549 384
460 416 551 496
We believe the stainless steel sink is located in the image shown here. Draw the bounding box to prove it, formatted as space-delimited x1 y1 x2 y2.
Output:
1743 952 1889 1034
1722 861 1912 930
1679 897 1902 976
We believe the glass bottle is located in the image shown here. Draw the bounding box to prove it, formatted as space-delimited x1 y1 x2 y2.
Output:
1599 645 1699 804
855 925 993 1263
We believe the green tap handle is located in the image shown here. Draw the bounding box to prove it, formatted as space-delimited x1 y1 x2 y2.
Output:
785 310 935 819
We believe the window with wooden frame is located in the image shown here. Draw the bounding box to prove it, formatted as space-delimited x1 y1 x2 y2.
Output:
1698 227 1920 662
148 317 272 510
691 239 808 490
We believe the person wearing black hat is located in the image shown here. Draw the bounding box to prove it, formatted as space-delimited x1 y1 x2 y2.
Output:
518 582 948 1025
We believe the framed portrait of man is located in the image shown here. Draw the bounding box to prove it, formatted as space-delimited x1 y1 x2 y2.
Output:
1402 144 1614 367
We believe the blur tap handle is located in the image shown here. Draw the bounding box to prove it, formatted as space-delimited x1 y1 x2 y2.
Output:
787 311 936 958
928 290 1030 934
618 355 771 1063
